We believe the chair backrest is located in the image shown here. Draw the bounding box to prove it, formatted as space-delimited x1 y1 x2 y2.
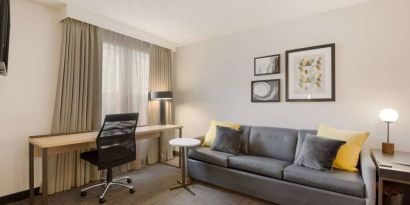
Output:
96 113 139 170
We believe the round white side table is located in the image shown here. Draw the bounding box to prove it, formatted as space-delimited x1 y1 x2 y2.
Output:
169 138 201 195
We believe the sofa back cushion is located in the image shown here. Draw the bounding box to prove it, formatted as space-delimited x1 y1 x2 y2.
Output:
239 125 252 154
248 127 299 162
295 129 317 159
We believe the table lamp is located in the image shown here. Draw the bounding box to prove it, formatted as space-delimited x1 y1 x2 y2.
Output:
150 91 173 125
379 108 399 154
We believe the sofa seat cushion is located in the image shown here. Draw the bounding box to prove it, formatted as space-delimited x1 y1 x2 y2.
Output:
228 155 291 179
188 146 235 167
283 165 365 197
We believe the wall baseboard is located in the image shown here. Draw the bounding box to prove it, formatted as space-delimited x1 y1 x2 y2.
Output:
0 187 40 204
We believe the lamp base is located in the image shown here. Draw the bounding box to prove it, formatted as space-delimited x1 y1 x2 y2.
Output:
382 142 395 155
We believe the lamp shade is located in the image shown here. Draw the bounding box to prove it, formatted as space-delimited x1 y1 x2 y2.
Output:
150 91 173 100
379 108 399 122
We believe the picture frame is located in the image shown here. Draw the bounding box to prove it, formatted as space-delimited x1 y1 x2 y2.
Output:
251 79 280 102
254 54 280 76
285 43 335 102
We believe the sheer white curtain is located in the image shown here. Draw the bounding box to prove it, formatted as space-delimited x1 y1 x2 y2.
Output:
101 29 150 125
101 29 151 170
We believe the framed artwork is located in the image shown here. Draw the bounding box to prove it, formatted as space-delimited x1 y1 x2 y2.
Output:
285 43 335 102
251 79 280 102
254 54 280 76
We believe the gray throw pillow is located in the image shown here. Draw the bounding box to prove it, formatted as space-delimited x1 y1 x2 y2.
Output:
211 126 243 154
294 134 345 172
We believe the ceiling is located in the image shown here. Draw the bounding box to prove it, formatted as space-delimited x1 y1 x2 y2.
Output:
36 0 374 46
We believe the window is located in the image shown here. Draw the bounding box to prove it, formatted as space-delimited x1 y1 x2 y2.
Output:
101 31 150 125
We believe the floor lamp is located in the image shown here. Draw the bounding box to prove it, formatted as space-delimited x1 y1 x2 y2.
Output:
150 91 173 125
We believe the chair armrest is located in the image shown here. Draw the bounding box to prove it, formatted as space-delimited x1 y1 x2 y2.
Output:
360 150 376 205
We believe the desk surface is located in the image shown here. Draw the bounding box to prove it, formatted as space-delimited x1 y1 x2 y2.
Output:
29 124 183 148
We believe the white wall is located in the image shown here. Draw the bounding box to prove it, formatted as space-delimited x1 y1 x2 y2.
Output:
0 0 62 197
175 0 410 151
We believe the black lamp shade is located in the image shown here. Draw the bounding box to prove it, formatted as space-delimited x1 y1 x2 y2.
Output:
150 91 173 101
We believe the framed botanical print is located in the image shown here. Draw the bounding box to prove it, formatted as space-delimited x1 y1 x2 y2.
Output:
251 79 280 102
254 54 280 76
285 44 335 102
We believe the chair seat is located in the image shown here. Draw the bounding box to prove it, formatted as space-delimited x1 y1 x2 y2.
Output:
188 147 235 167
283 165 365 197
80 150 99 166
228 155 290 179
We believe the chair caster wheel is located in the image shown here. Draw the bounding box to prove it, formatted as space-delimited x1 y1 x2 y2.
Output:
80 191 86 197
127 178 132 183
130 188 135 193
99 198 106 204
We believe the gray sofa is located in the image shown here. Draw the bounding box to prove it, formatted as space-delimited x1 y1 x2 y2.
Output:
187 126 376 205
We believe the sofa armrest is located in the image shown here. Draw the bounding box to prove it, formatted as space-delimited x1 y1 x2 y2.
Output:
187 136 205 155
360 150 376 205
193 136 205 144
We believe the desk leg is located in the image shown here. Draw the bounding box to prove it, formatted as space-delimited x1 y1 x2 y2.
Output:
158 128 183 168
158 131 162 163
29 144 34 204
42 148 48 205
378 177 383 205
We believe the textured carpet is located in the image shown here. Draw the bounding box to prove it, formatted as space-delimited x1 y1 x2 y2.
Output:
10 162 274 205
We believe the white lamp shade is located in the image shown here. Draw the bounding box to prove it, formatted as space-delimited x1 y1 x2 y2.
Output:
379 108 399 122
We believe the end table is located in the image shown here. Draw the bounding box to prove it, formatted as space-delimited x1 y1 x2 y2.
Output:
169 138 201 195
371 149 410 205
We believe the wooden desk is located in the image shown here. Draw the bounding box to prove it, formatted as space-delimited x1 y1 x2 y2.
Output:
29 125 183 205
371 150 410 205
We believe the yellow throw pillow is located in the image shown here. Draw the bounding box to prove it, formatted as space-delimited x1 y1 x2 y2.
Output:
202 120 241 147
317 124 369 172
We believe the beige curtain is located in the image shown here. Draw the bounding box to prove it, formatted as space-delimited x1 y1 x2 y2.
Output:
147 45 175 164
47 19 175 193
47 18 102 194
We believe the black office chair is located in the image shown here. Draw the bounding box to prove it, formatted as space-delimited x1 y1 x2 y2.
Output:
80 113 139 204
